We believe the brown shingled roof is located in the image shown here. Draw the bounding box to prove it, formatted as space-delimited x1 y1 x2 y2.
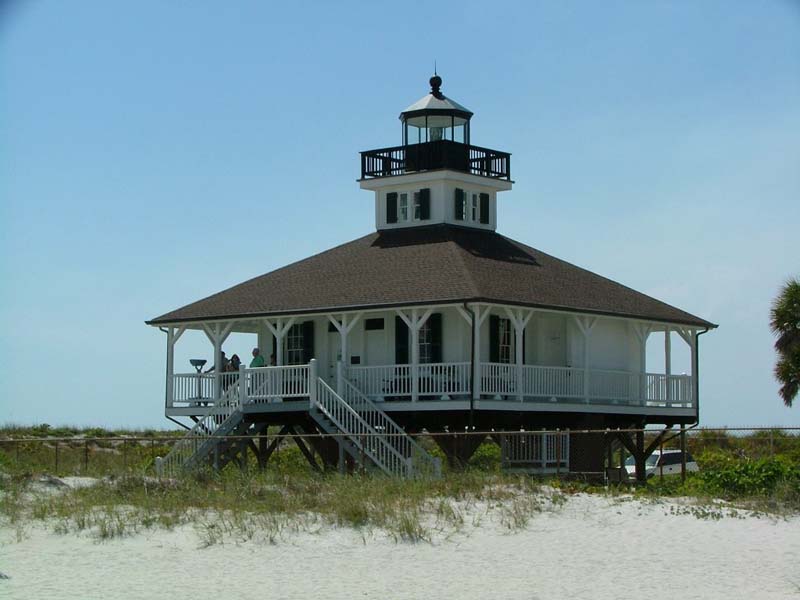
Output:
147 225 715 328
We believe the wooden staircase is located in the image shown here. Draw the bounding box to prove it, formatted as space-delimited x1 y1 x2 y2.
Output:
156 360 441 478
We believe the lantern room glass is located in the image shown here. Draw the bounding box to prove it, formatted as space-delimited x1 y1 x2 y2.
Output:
402 114 470 146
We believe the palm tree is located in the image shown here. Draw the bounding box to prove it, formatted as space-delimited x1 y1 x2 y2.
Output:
770 277 800 407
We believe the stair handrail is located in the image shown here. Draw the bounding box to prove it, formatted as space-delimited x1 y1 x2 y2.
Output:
156 368 243 476
340 376 441 478
313 377 410 477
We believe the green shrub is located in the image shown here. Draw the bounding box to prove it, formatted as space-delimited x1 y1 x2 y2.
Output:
468 441 501 472
696 454 799 497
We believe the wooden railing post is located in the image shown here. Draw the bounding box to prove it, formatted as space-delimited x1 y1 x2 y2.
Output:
309 359 319 408
238 364 247 407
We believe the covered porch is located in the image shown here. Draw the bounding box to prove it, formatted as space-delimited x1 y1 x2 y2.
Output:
161 302 700 416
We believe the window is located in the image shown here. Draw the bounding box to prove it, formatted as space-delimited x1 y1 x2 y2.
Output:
413 188 430 220
365 318 384 331
479 193 490 224
498 318 512 364
286 324 305 365
471 194 478 221
399 193 408 221
454 188 465 221
386 192 398 224
419 320 433 364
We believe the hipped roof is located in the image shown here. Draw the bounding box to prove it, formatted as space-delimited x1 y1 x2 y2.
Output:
148 225 714 328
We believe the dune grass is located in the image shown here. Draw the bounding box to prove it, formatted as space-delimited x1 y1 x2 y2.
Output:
0 469 565 544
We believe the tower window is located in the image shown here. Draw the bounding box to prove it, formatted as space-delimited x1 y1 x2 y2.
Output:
414 188 431 220
454 188 465 221
399 193 408 221
480 193 490 224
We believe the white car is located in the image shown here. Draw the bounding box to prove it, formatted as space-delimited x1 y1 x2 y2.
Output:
625 449 699 479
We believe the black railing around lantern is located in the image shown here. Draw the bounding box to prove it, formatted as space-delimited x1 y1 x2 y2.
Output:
360 140 511 181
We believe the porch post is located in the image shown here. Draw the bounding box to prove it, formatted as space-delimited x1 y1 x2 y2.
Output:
309 359 318 408
203 321 234 399
676 327 697 407
396 307 432 402
165 326 185 408
633 323 651 405
410 310 420 402
263 317 296 366
505 308 533 402
664 326 672 404
689 332 697 405
327 313 363 396
238 363 247 406
166 328 175 408
573 316 597 403
471 305 491 401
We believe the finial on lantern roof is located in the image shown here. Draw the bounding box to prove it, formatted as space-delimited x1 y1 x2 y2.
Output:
429 71 444 99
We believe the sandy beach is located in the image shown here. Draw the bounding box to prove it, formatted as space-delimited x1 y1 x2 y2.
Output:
2 488 799 600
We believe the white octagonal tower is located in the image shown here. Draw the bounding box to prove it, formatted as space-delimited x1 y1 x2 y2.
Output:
359 74 512 232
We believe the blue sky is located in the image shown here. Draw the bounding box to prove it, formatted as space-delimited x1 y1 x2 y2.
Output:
1 1 798 428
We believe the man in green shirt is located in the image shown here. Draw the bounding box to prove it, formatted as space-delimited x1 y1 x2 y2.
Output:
250 347 265 368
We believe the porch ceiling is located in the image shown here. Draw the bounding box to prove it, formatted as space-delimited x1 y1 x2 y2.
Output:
147 225 715 329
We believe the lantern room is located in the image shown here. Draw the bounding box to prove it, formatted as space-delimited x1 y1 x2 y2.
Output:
360 74 511 181
400 74 473 145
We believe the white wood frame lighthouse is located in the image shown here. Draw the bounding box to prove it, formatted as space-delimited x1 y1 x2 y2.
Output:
148 75 716 479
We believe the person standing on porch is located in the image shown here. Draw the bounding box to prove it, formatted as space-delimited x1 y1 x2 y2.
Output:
250 348 265 368
205 351 229 373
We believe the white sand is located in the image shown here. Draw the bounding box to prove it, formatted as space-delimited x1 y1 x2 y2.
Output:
2 493 799 600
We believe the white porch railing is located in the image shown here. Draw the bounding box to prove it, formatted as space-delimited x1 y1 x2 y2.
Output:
170 366 310 407
347 362 470 400
169 363 693 409
482 362 517 396
522 365 584 399
588 369 638 403
482 363 693 407
170 372 241 406
347 364 411 399
501 432 570 472
246 365 309 403
172 373 215 404
643 373 693 407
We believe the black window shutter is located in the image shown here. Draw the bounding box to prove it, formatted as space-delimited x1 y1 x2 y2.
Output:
454 188 464 220
480 193 490 224
430 313 443 363
302 321 315 363
489 315 500 363
272 334 277 362
386 192 398 224
419 188 431 220
395 316 409 364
